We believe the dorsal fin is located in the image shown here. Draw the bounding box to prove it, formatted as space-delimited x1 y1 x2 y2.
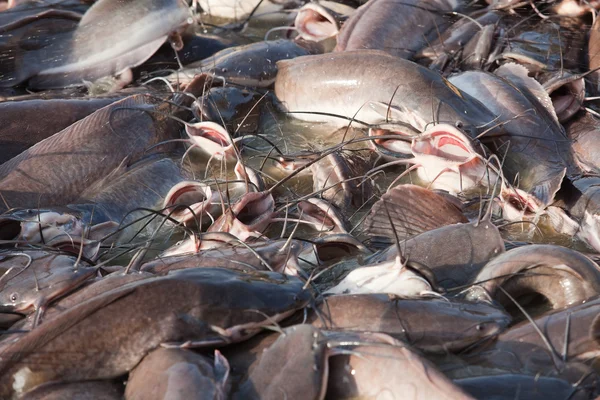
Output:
363 184 468 244
495 63 559 124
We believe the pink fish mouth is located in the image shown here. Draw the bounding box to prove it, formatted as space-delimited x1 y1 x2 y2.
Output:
163 181 216 225
548 78 584 123
412 129 474 163
185 121 238 162
294 4 339 42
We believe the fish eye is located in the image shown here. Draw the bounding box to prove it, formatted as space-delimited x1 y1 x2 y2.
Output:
454 121 463 129
9 293 18 302
475 324 485 331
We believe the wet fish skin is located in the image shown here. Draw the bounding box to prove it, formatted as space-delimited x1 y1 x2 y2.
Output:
498 17 585 73
125 348 229 400
310 151 374 213
0 94 185 211
468 296 600 381
449 67 577 206
590 17 600 94
141 238 307 275
465 244 600 311
233 325 328 400
0 268 310 398
565 111 600 174
275 50 497 135
334 0 460 59
0 250 97 316
370 219 505 290
308 294 511 353
169 39 323 88
0 97 121 164
415 11 501 67
11 270 155 333
326 337 475 399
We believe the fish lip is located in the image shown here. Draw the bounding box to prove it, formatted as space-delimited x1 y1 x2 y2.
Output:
294 3 339 42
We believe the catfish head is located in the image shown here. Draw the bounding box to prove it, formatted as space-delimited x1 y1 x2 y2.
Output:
0 209 117 260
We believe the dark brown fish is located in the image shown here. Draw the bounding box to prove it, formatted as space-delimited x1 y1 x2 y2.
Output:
0 267 310 398
0 94 186 211
0 97 119 164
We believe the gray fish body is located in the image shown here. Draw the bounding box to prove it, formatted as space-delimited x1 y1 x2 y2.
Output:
369 220 505 290
0 268 310 398
69 156 189 240
334 0 460 59
565 111 600 174
310 151 374 213
275 51 496 133
0 95 183 211
498 18 585 73
125 348 229 400
2 0 191 88
170 39 323 88
327 339 475 400
449 69 577 205
0 97 120 164
0 250 97 315
415 11 501 66
466 244 600 310
234 325 328 400
141 239 306 275
469 296 600 380
197 86 263 134
308 294 510 353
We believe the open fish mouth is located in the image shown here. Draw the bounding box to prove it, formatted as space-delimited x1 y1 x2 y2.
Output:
0 219 20 241
163 181 216 225
294 3 340 42
412 127 476 163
